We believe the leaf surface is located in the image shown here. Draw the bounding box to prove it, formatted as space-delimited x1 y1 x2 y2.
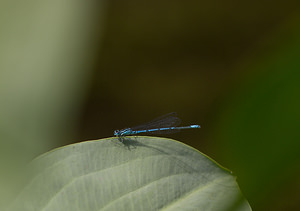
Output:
11 137 251 211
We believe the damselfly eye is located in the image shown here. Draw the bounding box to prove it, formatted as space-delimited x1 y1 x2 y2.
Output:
114 130 120 136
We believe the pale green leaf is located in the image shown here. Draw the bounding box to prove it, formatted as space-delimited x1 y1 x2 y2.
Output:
10 137 251 211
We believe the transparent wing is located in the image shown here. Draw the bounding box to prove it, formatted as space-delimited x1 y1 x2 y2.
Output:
131 112 181 132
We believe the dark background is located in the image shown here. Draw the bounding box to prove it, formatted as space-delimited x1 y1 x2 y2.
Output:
1 1 299 210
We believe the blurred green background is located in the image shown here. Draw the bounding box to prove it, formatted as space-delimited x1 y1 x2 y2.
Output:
0 0 299 210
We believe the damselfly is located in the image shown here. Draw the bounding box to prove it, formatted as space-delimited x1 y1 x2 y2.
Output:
114 112 200 141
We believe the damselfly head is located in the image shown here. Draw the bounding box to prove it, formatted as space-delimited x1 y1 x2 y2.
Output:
114 130 120 136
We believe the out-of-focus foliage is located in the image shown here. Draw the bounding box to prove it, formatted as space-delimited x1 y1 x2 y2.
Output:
214 16 300 210
0 0 105 209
